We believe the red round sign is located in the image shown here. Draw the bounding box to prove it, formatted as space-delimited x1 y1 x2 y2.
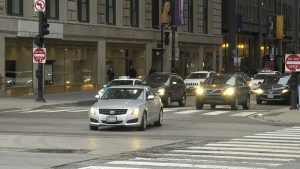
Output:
33 48 46 63
285 54 300 71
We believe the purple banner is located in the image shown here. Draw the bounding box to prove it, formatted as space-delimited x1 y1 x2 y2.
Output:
175 0 185 26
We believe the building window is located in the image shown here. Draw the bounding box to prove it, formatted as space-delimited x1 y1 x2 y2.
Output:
46 0 59 20
203 0 208 33
152 0 159 29
78 0 89 22
130 0 139 27
6 0 23 16
188 0 193 32
106 0 116 25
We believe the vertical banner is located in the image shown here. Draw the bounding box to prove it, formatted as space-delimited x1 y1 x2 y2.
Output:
276 15 284 39
175 0 185 26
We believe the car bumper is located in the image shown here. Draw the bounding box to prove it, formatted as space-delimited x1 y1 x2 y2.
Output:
89 114 142 127
196 94 236 105
257 93 290 101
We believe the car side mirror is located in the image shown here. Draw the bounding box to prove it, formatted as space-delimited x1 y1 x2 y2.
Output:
147 95 155 100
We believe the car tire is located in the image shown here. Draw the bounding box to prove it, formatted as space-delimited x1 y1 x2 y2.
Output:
231 97 238 110
164 95 172 107
89 125 98 131
210 104 216 109
178 93 186 107
154 109 163 127
196 99 204 110
139 112 147 131
256 97 262 104
243 95 250 110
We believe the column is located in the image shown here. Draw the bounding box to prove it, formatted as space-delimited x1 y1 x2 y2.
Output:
0 34 4 97
90 0 98 24
198 46 204 70
139 0 145 29
116 0 124 27
212 45 217 71
97 39 106 88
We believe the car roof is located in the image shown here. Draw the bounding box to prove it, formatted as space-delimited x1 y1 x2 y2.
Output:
108 85 148 89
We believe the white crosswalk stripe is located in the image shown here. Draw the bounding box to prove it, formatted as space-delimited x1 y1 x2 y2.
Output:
174 110 202 114
202 111 230 115
80 126 300 169
230 112 258 117
78 167 149 169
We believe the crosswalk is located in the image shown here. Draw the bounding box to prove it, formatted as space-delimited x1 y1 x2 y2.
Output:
0 106 263 117
79 126 300 169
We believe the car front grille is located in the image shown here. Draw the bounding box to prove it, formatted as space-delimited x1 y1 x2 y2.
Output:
101 120 123 124
185 82 199 86
206 89 222 94
99 109 128 115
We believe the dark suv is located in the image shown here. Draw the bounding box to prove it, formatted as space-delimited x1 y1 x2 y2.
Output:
146 72 186 107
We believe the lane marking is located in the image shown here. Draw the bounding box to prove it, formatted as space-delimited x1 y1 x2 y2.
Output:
244 136 300 140
204 143 300 150
202 111 230 116
230 112 258 117
233 138 300 143
220 141 300 147
78 166 149 169
255 133 300 137
175 110 202 114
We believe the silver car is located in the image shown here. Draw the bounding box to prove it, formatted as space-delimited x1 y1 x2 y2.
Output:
89 85 163 131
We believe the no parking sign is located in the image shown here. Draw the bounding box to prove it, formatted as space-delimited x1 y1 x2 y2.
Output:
285 54 300 72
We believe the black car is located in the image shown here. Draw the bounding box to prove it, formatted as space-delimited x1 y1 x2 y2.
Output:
146 72 186 107
255 75 291 104
195 74 251 110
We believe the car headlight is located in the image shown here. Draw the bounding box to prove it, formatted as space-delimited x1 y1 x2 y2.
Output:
196 87 205 95
90 107 96 116
158 88 165 96
282 89 289 94
223 87 235 96
254 88 264 94
131 107 140 117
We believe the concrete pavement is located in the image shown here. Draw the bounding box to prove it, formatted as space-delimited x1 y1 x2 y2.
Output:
0 91 299 124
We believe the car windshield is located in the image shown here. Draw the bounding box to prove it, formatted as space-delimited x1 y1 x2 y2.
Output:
107 80 134 87
146 75 169 88
204 75 235 85
187 73 207 79
101 88 144 100
263 76 280 84
277 76 290 85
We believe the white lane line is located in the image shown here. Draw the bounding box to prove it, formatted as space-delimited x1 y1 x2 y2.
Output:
233 138 300 143
0 109 30 113
220 141 300 147
187 146 300 154
255 133 300 137
292 126 300 129
155 153 293 162
164 109 174 112
202 111 230 116
281 128 300 131
244 136 300 140
230 112 258 117
78 166 149 169
269 131 300 134
204 143 300 150
172 150 300 158
175 110 202 114
108 161 266 169
19 109 52 113
133 157 281 167
57 106 89 109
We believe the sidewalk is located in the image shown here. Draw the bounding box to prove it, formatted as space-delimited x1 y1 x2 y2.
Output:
258 107 300 124
0 90 98 111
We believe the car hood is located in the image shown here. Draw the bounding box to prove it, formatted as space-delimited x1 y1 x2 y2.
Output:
184 79 206 83
202 84 232 90
93 99 145 109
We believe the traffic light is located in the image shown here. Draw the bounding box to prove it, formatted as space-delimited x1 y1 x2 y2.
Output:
34 35 44 47
39 12 49 36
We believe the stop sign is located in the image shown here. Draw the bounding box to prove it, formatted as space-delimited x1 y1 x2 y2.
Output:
33 48 46 63
285 54 300 72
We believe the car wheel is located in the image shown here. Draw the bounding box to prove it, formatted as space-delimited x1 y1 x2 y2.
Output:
256 97 262 104
154 109 163 127
139 112 147 131
89 125 98 131
196 99 204 110
243 95 250 110
179 93 186 107
210 104 216 109
231 97 238 110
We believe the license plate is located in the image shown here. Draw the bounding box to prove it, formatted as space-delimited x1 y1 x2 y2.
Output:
268 94 274 99
107 116 117 123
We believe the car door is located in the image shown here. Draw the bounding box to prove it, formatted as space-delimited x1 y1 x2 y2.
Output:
145 88 156 122
236 76 249 103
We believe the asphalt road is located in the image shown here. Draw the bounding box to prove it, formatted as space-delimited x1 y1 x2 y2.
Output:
0 95 299 169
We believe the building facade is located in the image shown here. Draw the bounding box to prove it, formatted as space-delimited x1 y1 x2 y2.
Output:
222 0 298 74
0 0 222 97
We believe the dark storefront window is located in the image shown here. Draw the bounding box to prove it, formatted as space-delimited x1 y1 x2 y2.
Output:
203 0 208 33
188 0 193 33
46 0 59 20
152 0 159 29
106 0 116 25
130 0 139 27
78 0 89 22
6 0 23 16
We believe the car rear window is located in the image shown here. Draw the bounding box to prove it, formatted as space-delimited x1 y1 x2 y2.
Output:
187 73 207 79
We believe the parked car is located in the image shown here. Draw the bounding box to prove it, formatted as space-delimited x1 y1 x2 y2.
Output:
184 71 216 93
255 74 291 104
146 72 186 107
95 76 142 99
195 74 251 110
89 85 163 131
248 70 281 92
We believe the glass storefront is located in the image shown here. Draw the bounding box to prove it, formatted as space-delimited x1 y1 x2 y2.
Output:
5 38 97 96
178 50 200 78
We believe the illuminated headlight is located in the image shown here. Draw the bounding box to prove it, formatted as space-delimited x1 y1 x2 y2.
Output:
196 87 205 95
131 107 140 117
254 89 264 94
90 107 97 116
223 87 235 96
282 89 289 94
158 88 165 96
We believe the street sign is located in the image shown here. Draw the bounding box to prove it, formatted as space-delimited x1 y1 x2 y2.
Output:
34 0 45 12
285 54 300 72
33 48 46 63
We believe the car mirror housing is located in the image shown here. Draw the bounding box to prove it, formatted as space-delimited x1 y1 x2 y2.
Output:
147 95 155 100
